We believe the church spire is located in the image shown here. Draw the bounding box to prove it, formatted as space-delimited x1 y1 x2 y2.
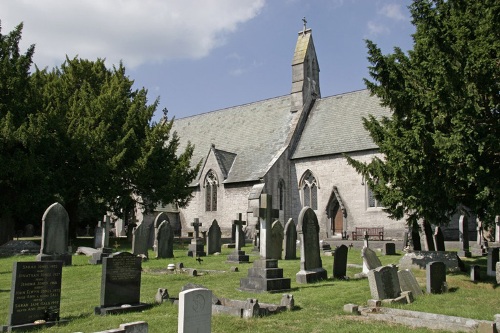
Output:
290 18 320 113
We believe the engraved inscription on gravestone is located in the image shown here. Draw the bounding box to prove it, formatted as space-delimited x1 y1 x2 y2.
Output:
6 261 63 326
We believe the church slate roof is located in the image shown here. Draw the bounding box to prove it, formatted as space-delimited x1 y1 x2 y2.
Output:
291 89 390 159
171 95 294 184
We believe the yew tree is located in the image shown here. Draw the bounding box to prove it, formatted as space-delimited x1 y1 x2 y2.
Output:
347 0 500 228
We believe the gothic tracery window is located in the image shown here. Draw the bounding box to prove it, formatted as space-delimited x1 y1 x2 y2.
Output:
205 170 218 211
301 170 318 210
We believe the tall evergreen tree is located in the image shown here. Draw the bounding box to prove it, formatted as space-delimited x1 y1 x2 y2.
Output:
347 0 500 228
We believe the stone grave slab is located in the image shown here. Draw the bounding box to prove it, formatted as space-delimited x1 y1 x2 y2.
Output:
367 264 400 300
178 288 212 333
426 261 447 294
333 244 348 280
1 261 66 332
397 269 423 296
95 252 150 315
399 251 461 272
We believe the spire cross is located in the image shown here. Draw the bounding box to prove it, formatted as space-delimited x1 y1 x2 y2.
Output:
302 17 307 33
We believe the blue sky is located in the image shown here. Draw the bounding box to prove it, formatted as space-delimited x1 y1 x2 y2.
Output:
2 0 415 122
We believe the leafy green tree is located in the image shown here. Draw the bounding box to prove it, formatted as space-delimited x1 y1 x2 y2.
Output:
31 58 200 236
346 0 500 228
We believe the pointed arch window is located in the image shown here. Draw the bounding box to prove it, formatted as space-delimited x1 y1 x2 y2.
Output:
301 170 318 210
204 170 218 211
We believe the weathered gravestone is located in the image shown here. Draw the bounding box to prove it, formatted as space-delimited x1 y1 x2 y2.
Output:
36 202 72 266
187 218 206 257
89 215 113 265
207 220 222 255
411 223 422 251
283 218 297 260
153 212 169 255
227 214 249 263
333 244 348 280
398 269 423 296
94 321 148 333
178 288 212 333
486 247 499 277
156 220 174 259
95 252 149 315
367 265 401 300
361 247 382 274
470 265 481 282
495 216 500 243
132 222 151 258
433 226 446 251
296 207 327 283
270 221 284 260
1 261 65 332
426 261 447 294
458 215 471 257
240 194 291 292
421 220 435 251
496 262 500 284
383 243 396 255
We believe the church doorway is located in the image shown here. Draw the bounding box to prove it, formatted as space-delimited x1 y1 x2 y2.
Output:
329 203 343 235
326 186 346 238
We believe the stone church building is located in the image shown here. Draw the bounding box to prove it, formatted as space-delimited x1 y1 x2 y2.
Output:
160 27 408 240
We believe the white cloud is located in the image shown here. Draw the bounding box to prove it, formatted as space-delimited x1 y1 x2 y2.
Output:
1 0 265 69
378 3 406 21
366 21 389 36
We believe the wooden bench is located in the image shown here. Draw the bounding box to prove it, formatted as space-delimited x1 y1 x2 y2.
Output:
351 227 384 241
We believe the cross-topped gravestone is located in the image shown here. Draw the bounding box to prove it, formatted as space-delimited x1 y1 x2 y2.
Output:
191 218 202 240
253 194 279 259
188 218 206 257
233 213 246 251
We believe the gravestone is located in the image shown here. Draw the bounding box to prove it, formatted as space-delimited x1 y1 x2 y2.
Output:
187 218 206 257
411 223 422 251
361 247 382 274
153 212 169 254
253 220 260 252
24 224 34 237
89 216 113 265
296 207 327 283
114 219 125 237
227 214 249 263
398 269 423 296
178 288 212 333
95 252 149 315
240 194 291 292
363 231 369 248
132 222 150 258
426 261 447 294
486 247 499 277
283 219 297 260
421 220 435 251
270 220 284 260
433 226 446 251
399 251 461 272
495 216 500 243
496 262 500 284
458 215 471 257
383 243 396 255
402 231 409 250
156 220 174 258
207 220 222 255
94 223 105 249
470 265 480 282
367 265 400 300
35 202 72 266
333 244 348 280
1 261 64 332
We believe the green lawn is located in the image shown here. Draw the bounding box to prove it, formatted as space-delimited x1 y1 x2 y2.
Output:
0 239 497 333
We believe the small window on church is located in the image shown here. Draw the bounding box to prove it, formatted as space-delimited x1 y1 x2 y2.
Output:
205 170 218 211
278 179 285 211
301 170 318 209
367 187 381 208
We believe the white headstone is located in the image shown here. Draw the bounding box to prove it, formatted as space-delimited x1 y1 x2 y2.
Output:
178 288 212 333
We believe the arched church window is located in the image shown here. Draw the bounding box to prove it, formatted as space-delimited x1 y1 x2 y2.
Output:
204 170 218 211
367 186 382 208
278 179 285 211
301 170 318 210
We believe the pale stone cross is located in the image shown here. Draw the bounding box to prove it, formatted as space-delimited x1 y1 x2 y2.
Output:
253 194 279 259
232 213 246 250
302 17 307 33
191 218 202 239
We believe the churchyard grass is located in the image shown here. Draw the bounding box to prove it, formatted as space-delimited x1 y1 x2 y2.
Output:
0 239 498 333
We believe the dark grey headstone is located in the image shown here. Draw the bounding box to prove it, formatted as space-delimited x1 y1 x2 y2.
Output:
486 247 499 277
398 269 423 296
426 261 447 294
132 222 150 258
94 227 105 249
5 261 63 327
434 226 446 251
269 220 284 260
156 220 174 258
362 247 382 273
283 218 297 260
422 220 435 251
384 243 396 255
207 220 222 254
367 265 400 300
153 212 169 253
411 223 422 251
296 207 327 283
99 252 142 307
458 215 471 257
36 202 72 265
333 244 348 279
